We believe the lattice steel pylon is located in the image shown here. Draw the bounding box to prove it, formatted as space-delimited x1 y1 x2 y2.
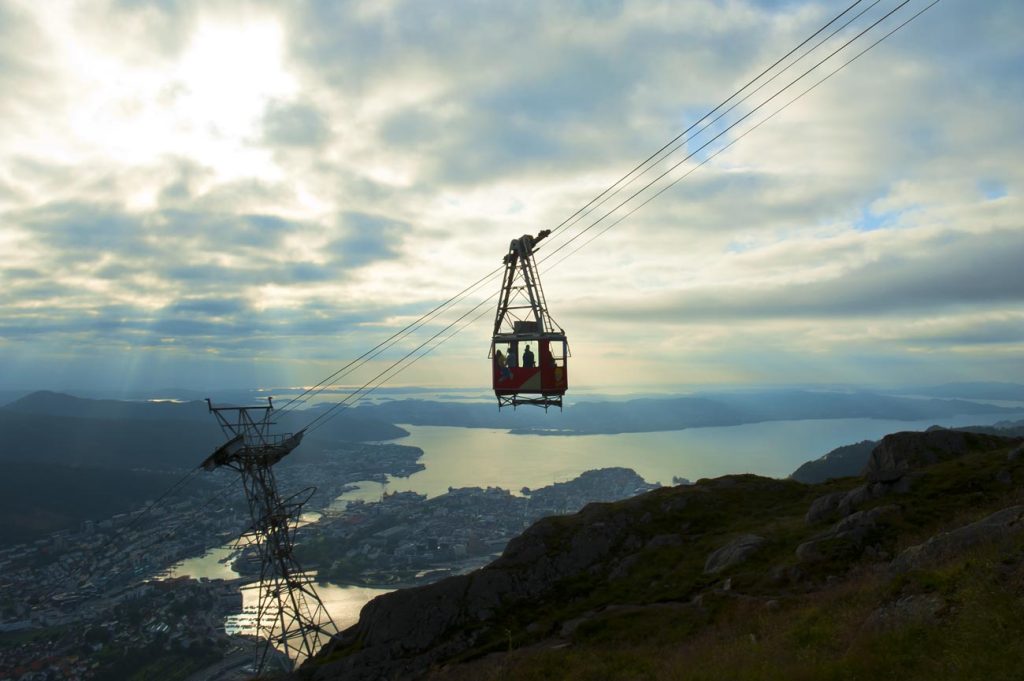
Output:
202 398 336 674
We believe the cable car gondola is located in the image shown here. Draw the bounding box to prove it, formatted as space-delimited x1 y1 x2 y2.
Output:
490 229 568 410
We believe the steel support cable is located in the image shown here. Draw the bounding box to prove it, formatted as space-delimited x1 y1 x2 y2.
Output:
305 296 498 435
303 0 942 430
304 248 562 433
539 0 877 248
550 0 885 247
334 301 498 417
546 0 943 272
274 262 505 416
280 267 501 421
303 291 499 434
274 1 870 417
287 0 931 435
541 0 915 265
540 0 870 243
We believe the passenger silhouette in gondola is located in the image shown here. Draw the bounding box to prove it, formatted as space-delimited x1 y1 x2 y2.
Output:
522 345 535 369
495 349 512 381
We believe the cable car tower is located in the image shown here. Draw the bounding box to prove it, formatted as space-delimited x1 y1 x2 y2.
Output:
202 398 335 674
491 229 569 410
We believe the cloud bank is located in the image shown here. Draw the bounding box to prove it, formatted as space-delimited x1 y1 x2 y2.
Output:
0 0 1021 391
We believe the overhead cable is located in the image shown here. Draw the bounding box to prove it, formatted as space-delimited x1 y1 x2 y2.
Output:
299 0 943 433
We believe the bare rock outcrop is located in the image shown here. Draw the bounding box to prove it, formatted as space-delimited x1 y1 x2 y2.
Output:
805 491 846 524
797 505 899 563
704 534 766 574
807 431 1022 526
891 505 1024 572
863 430 1019 483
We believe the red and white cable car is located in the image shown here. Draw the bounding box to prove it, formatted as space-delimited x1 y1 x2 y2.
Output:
490 229 569 410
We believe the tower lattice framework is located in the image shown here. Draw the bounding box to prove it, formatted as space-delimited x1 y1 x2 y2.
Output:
203 398 336 673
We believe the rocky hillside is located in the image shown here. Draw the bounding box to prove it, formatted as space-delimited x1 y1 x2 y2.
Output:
789 419 1024 484
297 429 1024 681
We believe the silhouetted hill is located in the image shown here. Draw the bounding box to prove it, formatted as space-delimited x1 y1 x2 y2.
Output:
0 462 219 545
789 440 877 484
789 419 1024 484
300 430 1024 680
0 410 224 469
4 390 211 421
0 392 408 472
0 393 410 546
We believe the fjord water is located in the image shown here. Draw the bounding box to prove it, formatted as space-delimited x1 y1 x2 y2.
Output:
386 411 1021 496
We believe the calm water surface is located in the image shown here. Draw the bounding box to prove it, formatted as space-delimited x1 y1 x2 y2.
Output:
386 412 1020 496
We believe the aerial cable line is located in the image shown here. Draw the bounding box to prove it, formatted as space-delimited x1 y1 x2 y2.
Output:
303 291 500 434
334 301 499 419
540 0 916 264
302 0 921 427
550 0 886 247
305 294 498 435
282 0 877 416
69 466 203 583
302 0 941 430
541 0 871 240
55 1 904 605
546 0 944 271
89 479 241 582
274 262 506 416
539 0 876 245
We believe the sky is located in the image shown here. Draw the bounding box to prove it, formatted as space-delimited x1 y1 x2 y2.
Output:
0 0 1021 395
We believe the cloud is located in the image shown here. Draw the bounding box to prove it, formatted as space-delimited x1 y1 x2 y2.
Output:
263 99 330 147
18 201 154 262
573 226 1024 324
328 211 411 268
887 315 1024 348
0 0 1022 390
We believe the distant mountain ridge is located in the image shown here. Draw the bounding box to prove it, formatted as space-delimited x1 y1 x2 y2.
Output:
0 391 408 472
350 389 1024 435
0 392 410 546
4 390 212 421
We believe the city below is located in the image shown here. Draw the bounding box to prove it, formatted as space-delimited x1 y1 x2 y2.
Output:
0 441 659 680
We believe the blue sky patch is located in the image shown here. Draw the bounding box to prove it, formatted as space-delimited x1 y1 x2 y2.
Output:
978 180 1007 200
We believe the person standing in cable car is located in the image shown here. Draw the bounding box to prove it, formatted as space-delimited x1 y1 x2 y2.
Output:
494 348 511 382
522 345 535 368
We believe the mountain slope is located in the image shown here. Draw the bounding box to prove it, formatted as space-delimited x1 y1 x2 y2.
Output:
299 430 1024 680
